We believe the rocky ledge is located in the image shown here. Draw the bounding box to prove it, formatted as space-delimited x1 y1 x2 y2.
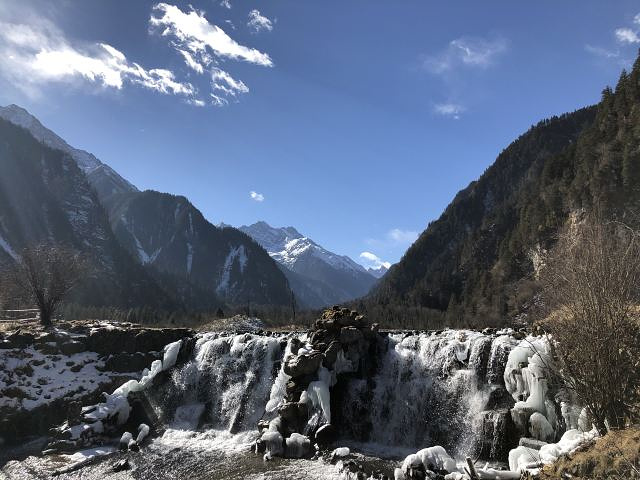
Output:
0 321 193 446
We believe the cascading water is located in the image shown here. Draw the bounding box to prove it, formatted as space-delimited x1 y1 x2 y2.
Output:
4 324 591 480
144 332 291 446
333 330 518 459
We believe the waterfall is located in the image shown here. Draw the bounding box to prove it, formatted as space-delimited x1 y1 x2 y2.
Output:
123 328 571 467
144 332 291 447
333 330 509 458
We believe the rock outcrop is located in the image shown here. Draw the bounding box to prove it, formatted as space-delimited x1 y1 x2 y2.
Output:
0 321 194 446
257 306 381 460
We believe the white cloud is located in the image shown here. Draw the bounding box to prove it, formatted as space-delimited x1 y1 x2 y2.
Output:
178 49 204 73
250 191 264 202
212 67 248 97
423 36 508 74
247 9 273 33
635 13 640 25
359 252 391 270
387 228 419 245
220 0 232 9
0 18 196 100
150 3 273 66
615 27 640 44
434 103 465 119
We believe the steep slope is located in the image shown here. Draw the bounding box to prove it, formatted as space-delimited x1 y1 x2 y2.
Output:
239 221 377 308
369 105 598 324
0 118 176 310
371 57 640 326
0 105 137 204
109 193 292 307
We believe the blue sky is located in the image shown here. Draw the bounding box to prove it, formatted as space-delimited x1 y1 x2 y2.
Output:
0 1 639 269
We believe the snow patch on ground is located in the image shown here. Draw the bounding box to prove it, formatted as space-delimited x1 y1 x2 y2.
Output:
0 347 125 411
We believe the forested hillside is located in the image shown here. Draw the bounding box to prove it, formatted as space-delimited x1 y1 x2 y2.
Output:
367 54 640 327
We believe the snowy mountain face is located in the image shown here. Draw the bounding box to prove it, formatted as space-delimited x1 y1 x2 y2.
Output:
0 105 137 202
239 222 377 308
109 193 291 307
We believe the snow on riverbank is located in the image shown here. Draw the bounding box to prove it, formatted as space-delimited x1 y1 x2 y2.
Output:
0 347 125 411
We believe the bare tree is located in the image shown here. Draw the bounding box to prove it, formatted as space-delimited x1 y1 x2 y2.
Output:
538 216 640 434
2 245 88 327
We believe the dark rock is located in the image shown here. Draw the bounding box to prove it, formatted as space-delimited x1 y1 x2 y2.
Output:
70 364 83 373
339 327 363 344
278 402 301 423
314 423 336 446
323 341 342 367
485 386 514 410
6 331 35 348
59 341 86 356
38 343 59 355
66 401 82 426
284 351 323 378
104 352 158 373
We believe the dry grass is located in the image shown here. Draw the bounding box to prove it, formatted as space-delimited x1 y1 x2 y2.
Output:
536 427 640 479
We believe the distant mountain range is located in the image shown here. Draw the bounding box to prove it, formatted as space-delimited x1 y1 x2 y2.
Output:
0 105 291 311
239 221 380 308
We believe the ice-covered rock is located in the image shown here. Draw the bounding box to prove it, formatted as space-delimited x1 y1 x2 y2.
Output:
331 447 350 458
119 432 133 450
284 433 310 458
261 430 284 460
401 445 457 474
529 412 554 442
136 423 150 444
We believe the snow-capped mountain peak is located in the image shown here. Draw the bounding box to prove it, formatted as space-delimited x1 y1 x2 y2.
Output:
240 221 367 274
239 221 378 308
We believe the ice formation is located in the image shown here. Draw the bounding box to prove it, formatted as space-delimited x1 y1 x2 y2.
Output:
261 430 284 460
285 433 311 458
136 423 150 444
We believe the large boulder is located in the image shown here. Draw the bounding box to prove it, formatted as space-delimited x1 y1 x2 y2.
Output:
284 351 323 378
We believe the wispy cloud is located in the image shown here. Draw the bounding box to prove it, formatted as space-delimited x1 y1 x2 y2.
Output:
359 252 391 270
149 3 272 106
366 228 419 252
220 0 231 9
250 191 264 202
0 16 196 101
585 44 620 59
423 36 508 75
150 3 273 67
387 229 419 245
247 10 273 34
434 103 465 119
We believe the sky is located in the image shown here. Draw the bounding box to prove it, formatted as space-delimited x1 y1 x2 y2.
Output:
0 1 639 270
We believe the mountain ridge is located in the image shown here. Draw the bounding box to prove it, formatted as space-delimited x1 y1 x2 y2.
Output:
367 57 640 326
239 221 377 308
0 105 292 311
